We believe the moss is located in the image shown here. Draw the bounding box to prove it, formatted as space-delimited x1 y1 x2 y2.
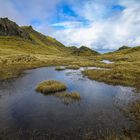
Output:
36 80 67 94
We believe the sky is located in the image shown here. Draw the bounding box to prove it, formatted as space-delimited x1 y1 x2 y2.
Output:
0 0 140 53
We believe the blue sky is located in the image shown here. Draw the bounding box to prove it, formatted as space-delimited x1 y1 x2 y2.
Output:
0 0 140 52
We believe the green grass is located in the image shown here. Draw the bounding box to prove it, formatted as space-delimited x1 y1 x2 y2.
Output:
36 80 67 94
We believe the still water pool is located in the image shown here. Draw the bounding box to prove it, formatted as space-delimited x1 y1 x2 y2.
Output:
0 67 135 139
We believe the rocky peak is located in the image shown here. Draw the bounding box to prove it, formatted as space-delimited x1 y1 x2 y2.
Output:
0 17 32 40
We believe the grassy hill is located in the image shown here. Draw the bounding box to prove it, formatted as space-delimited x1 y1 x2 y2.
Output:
0 18 100 57
22 26 68 54
117 45 130 51
99 45 140 62
0 18 69 55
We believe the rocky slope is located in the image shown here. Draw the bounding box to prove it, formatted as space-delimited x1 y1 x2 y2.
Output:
0 18 32 40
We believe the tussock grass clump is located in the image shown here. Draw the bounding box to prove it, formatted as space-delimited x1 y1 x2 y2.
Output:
36 80 67 94
55 66 65 71
69 92 81 99
6 55 38 64
66 65 80 70
55 92 81 100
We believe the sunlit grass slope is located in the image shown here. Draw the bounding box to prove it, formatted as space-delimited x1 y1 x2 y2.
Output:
99 45 140 62
22 26 68 54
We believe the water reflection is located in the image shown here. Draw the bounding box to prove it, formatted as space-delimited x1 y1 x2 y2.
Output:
57 97 80 106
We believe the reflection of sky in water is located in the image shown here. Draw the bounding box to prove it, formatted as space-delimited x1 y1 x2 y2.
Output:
0 67 135 138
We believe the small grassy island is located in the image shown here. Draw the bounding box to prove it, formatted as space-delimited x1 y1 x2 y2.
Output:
36 80 67 94
36 80 81 100
55 92 81 100
66 65 80 70
55 66 66 71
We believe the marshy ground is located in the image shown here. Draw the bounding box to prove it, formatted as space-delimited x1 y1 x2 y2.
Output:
0 66 139 140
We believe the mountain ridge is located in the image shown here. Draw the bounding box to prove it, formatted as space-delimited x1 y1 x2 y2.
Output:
0 17 99 56
69 46 100 56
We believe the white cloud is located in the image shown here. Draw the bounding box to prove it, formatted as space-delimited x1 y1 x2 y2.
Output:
50 0 140 52
0 0 62 25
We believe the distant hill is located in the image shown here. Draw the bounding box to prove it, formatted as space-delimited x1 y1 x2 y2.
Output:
69 46 99 56
103 45 140 61
117 46 130 51
114 45 140 54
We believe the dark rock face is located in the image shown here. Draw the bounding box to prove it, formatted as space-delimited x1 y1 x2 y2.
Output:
0 18 32 40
